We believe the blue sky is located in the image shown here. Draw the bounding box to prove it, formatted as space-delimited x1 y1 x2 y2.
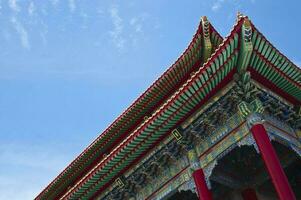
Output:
0 0 300 199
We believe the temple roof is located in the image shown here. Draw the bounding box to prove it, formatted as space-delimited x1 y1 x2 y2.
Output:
36 15 301 200
36 17 223 200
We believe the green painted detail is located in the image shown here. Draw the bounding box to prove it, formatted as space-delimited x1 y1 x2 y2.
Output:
70 42 239 199
172 129 183 141
250 98 264 114
250 29 301 101
210 31 223 50
238 101 252 118
238 99 264 118
233 71 257 102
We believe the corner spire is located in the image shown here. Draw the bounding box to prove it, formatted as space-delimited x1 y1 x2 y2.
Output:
201 16 212 62
237 17 253 73
236 11 244 21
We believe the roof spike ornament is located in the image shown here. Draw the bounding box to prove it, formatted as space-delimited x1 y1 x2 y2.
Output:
233 17 255 104
236 11 244 21
237 17 253 74
201 16 212 62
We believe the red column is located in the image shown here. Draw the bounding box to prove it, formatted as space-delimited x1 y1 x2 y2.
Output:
241 188 258 200
250 124 296 200
192 169 213 200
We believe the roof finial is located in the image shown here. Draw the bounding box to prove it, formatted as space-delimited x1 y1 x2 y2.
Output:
243 18 251 28
237 11 244 21
201 16 210 38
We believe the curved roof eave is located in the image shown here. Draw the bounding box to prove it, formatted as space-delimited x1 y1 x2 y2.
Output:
36 17 223 200
61 16 245 200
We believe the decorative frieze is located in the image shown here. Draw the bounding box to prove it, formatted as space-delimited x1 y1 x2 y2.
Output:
102 84 300 200
203 160 217 189
247 113 264 128
237 134 259 153
187 149 200 170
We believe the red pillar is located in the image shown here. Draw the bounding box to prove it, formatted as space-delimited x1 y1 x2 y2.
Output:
241 188 258 200
250 124 296 200
192 169 213 200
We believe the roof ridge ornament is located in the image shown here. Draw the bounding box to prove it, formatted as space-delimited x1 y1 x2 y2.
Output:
201 16 212 62
237 18 253 74
236 11 244 21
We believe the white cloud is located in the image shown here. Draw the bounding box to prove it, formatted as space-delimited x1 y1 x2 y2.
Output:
108 5 125 50
28 1 35 16
11 17 30 49
0 142 70 200
69 0 76 13
211 0 225 12
8 0 20 13
211 0 255 12
129 16 144 33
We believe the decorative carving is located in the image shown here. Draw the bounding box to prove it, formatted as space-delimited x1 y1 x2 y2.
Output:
172 129 183 141
238 101 252 118
250 98 265 114
187 149 200 170
237 134 259 153
242 19 252 43
217 144 237 160
238 98 264 119
234 72 257 101
178 179 196 193
105 87 300 200
236 12 244 21
115 177 125 189
247 113 264 128
201 16 212 61
203 160 217 189
201 16 210 39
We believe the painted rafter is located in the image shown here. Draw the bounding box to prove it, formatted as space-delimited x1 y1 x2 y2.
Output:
247 20 301 102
